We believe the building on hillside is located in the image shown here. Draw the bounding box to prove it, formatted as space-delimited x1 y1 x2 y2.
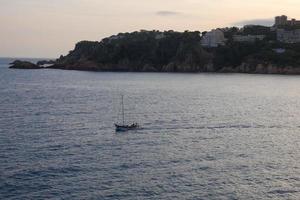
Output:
233 35 265 42
275 15 300 26
277 29 300 43
201 29 226 47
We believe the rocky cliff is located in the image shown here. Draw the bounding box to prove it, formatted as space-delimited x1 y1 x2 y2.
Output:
50 31 213 72
50 30 300 74
11 30 300 74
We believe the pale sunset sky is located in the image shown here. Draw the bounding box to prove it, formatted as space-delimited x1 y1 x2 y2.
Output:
1 0 300 58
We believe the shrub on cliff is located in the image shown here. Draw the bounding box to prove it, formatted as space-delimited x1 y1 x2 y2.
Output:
59 30 212 72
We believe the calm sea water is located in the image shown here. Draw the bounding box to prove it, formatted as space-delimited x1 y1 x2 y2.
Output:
0 58 300 199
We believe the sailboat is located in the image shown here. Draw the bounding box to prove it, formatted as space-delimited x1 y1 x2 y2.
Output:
115 95 139 132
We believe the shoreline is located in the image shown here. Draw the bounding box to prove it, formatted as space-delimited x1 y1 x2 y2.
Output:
8 65 300 76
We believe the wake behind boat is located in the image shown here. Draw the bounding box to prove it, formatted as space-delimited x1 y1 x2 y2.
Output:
115 95 139 132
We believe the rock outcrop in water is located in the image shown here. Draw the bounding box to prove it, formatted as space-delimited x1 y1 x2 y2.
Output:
9 60 42 69
36 60 55 66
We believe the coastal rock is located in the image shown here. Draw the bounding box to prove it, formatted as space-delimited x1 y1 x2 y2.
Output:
37 60 55 66
237 62 257 73
284 66 300 74
162 63 177 72
50 59 99 71
237 62 248 73
255 63 268 74
219 66 237 73
204 62 215 72
267 64 277 74
142 64 158 72
236 62 300 74
9 60 42 69
179 64 195 72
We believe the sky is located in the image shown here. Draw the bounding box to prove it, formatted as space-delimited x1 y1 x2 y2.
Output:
1 0 300 58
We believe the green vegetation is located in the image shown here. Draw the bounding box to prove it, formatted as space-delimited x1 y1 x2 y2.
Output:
57 30 212 72
253 43 300 66
52 26 300 73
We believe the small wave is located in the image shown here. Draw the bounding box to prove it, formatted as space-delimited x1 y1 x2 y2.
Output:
139 124 288 131
197 166 211 171
204 155 216 161
237 154 248 158
268 189 299 195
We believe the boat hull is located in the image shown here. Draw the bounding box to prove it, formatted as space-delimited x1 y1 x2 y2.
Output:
115 124 139 132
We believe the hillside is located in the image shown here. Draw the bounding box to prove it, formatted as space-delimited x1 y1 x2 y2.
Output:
51 30 213 72
11 28 300 74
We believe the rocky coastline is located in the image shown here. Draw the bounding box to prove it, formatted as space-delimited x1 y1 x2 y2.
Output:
10 29 300 75
10 59 300 75
9 60 43 69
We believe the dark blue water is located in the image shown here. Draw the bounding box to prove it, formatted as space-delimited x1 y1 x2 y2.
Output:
1 58 300 199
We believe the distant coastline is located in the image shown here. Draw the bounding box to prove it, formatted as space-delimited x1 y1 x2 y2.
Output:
10 15 300 74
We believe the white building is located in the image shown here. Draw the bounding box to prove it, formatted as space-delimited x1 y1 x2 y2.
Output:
275 15 300 27
201 29 226 47
277 29 300 43
233 35 265 42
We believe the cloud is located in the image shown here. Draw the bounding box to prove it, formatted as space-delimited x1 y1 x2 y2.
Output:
156 11 181 16
232 18 274 27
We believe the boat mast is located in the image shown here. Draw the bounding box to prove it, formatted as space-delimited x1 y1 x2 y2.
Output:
121 95 125 125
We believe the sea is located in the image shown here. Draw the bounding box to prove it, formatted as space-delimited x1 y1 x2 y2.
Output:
0 58 300 199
